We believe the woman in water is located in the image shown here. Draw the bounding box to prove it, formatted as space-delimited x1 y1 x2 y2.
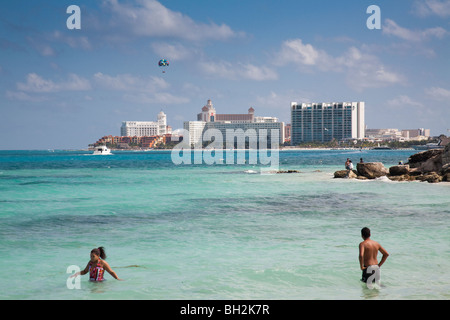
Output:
73 247 122 281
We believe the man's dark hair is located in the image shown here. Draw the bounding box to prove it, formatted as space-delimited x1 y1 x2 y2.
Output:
361 227 371 239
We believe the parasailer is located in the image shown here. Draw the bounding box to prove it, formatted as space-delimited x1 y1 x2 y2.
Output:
158 59 169 73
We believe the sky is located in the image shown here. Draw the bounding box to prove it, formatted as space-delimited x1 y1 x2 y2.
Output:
1 0 449 149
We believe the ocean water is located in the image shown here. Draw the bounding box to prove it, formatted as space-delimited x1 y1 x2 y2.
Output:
0 149 449 300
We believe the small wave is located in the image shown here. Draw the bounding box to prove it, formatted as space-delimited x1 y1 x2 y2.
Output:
244 170 258 174
375 176 393 183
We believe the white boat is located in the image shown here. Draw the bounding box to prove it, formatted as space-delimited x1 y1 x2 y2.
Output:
93 145 112 155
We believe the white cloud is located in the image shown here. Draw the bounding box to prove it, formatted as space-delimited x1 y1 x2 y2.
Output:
200 61 278 81
200 61 236 79
383 19 447 42
64 74 92 91
5 90 49 102
255 90 310 109
151 42 197 61
241 64 278 81
339 48 404 89
93 72 189 105
9 71 188 105
26 36 56 57
276 39 404 90
425 86 450 100
17 73 56 93
387 95 424 108
276 39 333 70
17 73 91 93
124 92 189 105
256 91 280 106
93 72 169 92
253 90 314 123
25 30 92 57
413 0 450 17
103 0 241 41
386 94 448 124
51 31 92 50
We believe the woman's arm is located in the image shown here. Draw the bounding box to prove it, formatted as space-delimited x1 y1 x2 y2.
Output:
102 261 122 280
71 262 90 277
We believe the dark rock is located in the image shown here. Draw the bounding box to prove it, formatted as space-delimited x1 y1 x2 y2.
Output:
443 173 450 182
389 165 410 176
441 143 450 174
442 163 450 175
408 149 443 169
416 172 442 183
334 170 357 179
408 168 422 176
277 170 300 174
388 174 415 182
332 141 450 183
357 162 389 179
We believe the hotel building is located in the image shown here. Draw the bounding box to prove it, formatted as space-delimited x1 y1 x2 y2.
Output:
184 100 285 146
365 128 430 141
291 101 365 145
121 111 167 137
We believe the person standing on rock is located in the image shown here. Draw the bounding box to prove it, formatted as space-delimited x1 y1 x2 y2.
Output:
344 158 354 178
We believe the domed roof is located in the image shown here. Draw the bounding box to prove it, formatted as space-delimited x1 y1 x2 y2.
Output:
202 106 209 111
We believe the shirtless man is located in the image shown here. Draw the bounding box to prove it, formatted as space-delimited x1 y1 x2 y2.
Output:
359 227 389 283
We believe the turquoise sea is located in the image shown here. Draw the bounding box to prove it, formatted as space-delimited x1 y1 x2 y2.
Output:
0 149 449 300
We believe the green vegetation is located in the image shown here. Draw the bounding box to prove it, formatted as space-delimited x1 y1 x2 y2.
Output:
290 138 435 149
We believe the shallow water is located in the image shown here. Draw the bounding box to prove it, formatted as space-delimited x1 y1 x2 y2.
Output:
0 149 449 299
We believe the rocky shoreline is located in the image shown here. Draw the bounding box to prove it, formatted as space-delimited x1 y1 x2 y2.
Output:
334 143 450 183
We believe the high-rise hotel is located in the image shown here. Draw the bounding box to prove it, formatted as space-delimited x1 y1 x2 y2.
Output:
290 101 365 145
184 100 285 146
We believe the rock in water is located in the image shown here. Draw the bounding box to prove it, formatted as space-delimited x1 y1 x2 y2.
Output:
408 149 443 171
347 170 358 179
389 165 410 176
388 174 415 182
417 172 442 183
334 170 348 178
357 162 388 179
441 143 450 175
334 170 357 179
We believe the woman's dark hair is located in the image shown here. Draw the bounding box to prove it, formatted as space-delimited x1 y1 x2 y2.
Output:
361 227 371 239
91 247 107 259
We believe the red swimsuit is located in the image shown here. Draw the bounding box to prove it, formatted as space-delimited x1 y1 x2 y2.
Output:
89 260 105 281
